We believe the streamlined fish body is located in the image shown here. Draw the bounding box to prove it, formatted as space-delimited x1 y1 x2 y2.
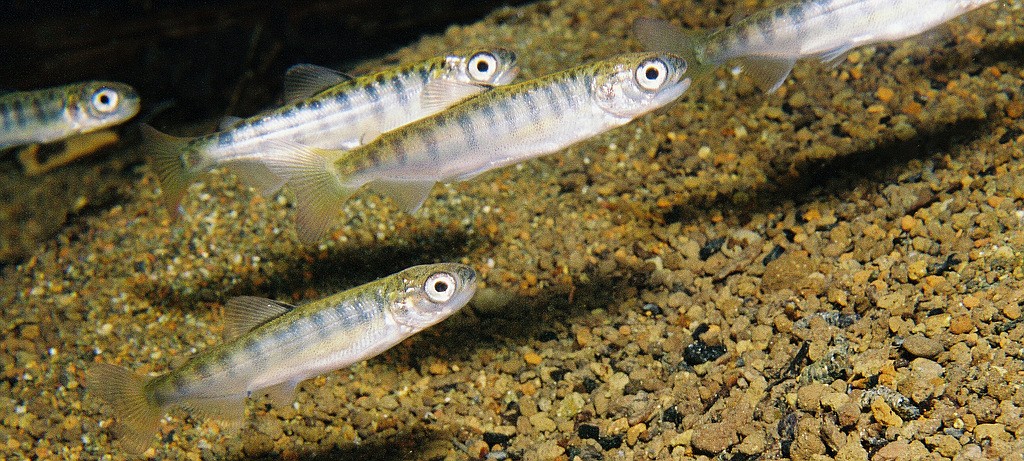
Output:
88 263 477 453
0 81 140 149
146 50 518 210
266 52 691 242
635 0 996 92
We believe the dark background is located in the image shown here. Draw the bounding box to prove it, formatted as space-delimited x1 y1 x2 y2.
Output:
0 0 532 121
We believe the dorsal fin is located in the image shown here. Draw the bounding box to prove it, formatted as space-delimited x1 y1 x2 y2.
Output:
223 296 295 339
283 64 352 104
218 115 244 130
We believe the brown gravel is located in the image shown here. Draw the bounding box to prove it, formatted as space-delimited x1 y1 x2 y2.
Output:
3 0 1024 460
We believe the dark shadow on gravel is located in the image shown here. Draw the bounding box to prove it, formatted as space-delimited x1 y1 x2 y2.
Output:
136 226 478 310
229 426 460 461
658 112 997 226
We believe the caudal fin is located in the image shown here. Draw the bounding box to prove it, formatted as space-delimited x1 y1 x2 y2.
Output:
141 124 201 215
86 363 164 454
261 141 358 243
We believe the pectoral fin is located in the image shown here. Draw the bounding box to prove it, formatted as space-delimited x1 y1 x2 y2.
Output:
420 79 488 112
223 296 295 340
260 140 358 243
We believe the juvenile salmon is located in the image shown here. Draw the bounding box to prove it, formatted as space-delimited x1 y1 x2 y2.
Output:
265 52 691 242
145 50 518 211
635 0 996 92
0 81 139 149
87 263 477 453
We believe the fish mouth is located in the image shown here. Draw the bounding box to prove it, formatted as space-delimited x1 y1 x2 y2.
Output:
650 76 691 109
492 66 520 86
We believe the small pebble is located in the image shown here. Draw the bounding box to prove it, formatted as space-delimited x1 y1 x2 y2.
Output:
902 334 943 358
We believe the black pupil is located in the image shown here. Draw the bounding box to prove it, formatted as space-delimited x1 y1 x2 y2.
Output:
645 67 659 80
476 60 490 73
98 93 110 105
433 280 449 293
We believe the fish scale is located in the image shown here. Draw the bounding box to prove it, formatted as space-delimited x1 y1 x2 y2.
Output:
145 49 518 212
88 263 477 453
636 0 997 93
263 52 691 242
0 81 139 149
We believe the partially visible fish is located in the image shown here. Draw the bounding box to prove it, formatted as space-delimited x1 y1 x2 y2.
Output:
0 81 140 149
634 0 997 93
145 49 519 211
88 263 477 453
263 52 691 242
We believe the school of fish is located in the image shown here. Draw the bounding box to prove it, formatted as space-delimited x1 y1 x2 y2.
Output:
25 0 997 454
145 49 519 210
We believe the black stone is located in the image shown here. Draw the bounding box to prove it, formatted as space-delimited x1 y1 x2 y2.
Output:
683 340 726 366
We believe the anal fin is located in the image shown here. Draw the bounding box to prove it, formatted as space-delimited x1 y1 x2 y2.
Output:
179 393 248 423
258 380 299 409
737 56 798 93
222 159 287 196
818 44 855 65
366 179 436 214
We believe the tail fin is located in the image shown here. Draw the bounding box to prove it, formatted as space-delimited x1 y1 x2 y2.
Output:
86 363 163 454
141 124 201 215
261 141 359 244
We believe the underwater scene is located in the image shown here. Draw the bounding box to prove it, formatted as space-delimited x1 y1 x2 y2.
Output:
3 0 1024 459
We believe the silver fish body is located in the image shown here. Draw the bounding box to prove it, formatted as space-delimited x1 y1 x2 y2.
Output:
635 0 996 92
0 81 140 149
146 50 518 211
88 263 477 453
266 52 691 242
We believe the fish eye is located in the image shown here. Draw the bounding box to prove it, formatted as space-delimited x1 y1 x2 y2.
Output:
91 88 119 113
467 52 499 82
635 59 669 91
424 272 457 303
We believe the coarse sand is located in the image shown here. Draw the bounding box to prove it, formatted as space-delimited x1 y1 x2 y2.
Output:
2 1 1024 459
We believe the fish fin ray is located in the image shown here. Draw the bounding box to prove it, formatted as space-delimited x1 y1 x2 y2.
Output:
366 179 435 214
736 56 798 93
632 18 707 66
179 394 247 422
218 115 244 130
818 44 854 65
258 380 300 408
283 64 352 104
142 124 202 215
222 159 286 196
261 141 357 243
223 296 295 339
420 79 488 112
86 363 163 454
